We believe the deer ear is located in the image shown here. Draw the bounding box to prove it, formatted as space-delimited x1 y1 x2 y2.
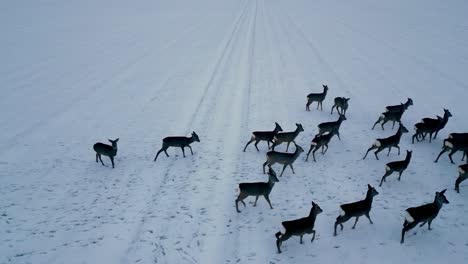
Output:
368 184 371 189
312 201 316 206
115 138 119 142
440 189 447 194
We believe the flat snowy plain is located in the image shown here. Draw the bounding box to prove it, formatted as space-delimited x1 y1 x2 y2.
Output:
1 0 468 263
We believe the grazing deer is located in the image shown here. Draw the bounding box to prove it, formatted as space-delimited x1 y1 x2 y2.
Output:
93 138 119 168
153 131 200 161
422 109 452 139
379 150 412 186
385 98 413 113
263 144 304 176
317 114 347 140
412 117 442 143
455 164 468 193
331 97 350 116
363 123 409 160
334 184 379 236
235 168 279 213
243 122 283 152
306 132 337 162
372 109 405 130
306 84 328 111
401 189 449 244
275 201 323 253
271 123 304 152
434 136 468 164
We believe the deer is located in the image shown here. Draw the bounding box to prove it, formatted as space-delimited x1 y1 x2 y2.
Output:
331 97 350 116
412 117 442 143
306 84 328 111
363 123 409 160
379 150 412 187
263 144 304 177
372 109 405 130
317 114 347 140
401 189 449 244
243 122 283 152
93 138 119 168
334 184 379 236
455 164 468 193
153 131 200 161
305 132 337 162
235 167 279 213
434 135 468 164
422 109 452 139
385 98 413 113
271 123 304 152
275 201 323 254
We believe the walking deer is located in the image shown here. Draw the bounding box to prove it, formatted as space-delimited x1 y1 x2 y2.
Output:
434 135 468 164
306 132 337 162
263 144 304 176
422 109 452 139
271 123 304 152
331 97 350 116
306 84 328 111
385 98 413 113
379 150 412 186
153 132 200 161
363 123 409 160
93 138 119 168
372 109 405 130
412 117 442 143
235 168 279 213
275 202 323 253
243 122 283 152
334 184 379 236
317 114 346 140
401 189 449 244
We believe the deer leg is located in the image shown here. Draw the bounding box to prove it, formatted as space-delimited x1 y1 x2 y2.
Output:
264 195 273 209
188 145 194 155
381 119 389 130
401 221 417 244
243 137 255 152
306 99 312 111
98 155 105 166
371 118 381 130
289 164 295 174
262 161 269 174
300 235 303 244
181 147 186 158
398 171 404 181
379 170 392 187
433 130 439 139
95 153 99 162
429 133 433 143
284 142 290 152
455 173 468 193
311 230 316 242
154 149 164 161
396 145 401 155
428 220 433 230
434 148 448 163
306 145 314 161
419 221 427 227
448 149 457 164
412 133 417 144
312 146 319 162
280 164 288 177
387 146 392 156
365 212 373 224
253 196 259 207
253 140 262 151
331 104 336 114
235 193 248 213
323 144 329 154
320 101 323 111
352 217 360 229
277 231 292 253
110 156 115 169
363 145 377 159
334 215 350 235
337 131 341 141
374 147 383 160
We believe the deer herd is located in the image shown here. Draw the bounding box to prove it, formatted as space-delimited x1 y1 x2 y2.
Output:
92 84 467 254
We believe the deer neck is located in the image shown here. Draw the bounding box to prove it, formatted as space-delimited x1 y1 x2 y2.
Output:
433 198 445 210
441 114 449 126
308 209 318 220
364 192 375 205
293 127 301 137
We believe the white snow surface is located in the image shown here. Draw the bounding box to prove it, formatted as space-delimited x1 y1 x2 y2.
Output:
2 0 468 263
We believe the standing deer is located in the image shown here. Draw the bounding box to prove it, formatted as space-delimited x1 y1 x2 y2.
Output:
263 144 304 176
306 132 337 162
379 150 412 186
306 84 328 111
235 168 279 213
153 132 200 161
271 123 304 152
385 98 413 113
93 138 119 168
422 109 452 139
317 114 347 140
243 122 283 152
401 189 449 244
275 202 323 253
331 97 350 116
455 164 468 193
372 109 405 130
334 184 379 236
363 123 409 160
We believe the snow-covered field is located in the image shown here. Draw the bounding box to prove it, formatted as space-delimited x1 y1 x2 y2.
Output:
2 0 468 263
